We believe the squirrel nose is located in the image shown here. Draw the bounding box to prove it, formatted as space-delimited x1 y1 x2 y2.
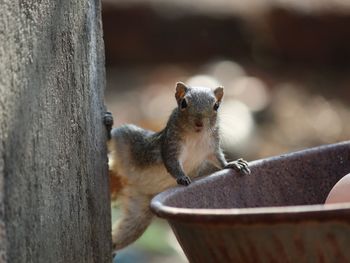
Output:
195 120 203 128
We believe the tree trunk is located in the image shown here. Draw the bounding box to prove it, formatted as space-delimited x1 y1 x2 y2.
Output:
0 0 111 262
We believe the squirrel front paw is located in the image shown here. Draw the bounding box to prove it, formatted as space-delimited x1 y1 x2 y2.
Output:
225 158 250 175
103 111 114 139
104 111 113 127
177 176 191 186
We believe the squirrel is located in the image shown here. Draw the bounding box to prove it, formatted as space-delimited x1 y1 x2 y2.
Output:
104 82 250 252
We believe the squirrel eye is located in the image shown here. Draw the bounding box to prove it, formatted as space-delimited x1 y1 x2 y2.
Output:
213 102 220 111
180 99 188 110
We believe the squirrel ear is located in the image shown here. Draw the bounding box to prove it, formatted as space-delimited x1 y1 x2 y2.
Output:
214 86 224 102
175 82 188 101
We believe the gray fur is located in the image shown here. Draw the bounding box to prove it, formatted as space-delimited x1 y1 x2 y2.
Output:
112 125 163 167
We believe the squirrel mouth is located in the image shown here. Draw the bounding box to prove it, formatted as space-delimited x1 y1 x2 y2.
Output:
194 121 204 132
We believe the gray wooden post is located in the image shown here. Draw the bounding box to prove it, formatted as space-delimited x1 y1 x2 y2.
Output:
0 0 111 262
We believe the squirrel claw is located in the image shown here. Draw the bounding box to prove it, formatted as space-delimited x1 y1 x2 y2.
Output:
104 111 114 126
225 158 251 175
103 111 114 139
177 176 191 186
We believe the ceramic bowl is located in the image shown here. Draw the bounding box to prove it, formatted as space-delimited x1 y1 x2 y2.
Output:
151 141 350 263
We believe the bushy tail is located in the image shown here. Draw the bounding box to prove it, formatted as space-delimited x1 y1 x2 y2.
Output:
112 192 153 251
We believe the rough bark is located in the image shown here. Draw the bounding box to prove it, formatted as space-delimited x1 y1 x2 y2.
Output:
0 0 111 262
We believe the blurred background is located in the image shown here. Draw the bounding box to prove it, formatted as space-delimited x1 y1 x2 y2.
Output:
103 1 350 262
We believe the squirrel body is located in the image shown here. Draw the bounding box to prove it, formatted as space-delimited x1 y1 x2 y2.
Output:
108 82 250 251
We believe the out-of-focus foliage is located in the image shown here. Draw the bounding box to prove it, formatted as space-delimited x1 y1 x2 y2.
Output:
106 60 350 160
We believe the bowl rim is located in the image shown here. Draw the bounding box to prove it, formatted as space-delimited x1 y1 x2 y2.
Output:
150 141 350 224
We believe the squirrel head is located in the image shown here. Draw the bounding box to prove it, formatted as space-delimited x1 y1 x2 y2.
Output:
175 82 223 133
